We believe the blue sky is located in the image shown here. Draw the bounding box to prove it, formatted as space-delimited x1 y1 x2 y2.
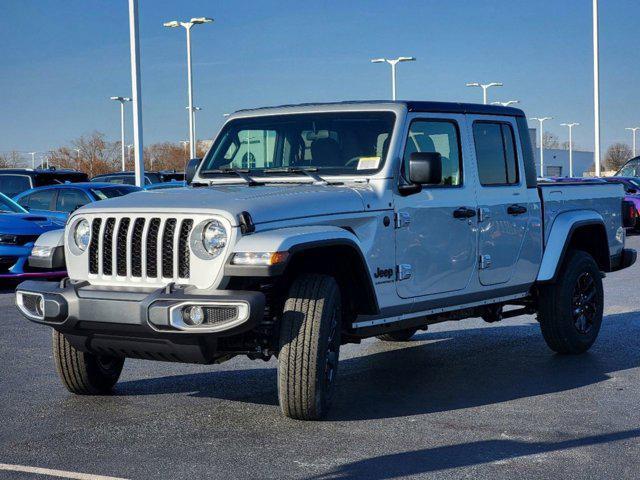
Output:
1 0 639 155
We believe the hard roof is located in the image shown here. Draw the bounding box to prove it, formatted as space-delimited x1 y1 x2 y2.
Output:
234 100 525 117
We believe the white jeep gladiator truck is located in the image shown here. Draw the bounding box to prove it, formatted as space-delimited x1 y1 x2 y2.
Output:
16 101 636 420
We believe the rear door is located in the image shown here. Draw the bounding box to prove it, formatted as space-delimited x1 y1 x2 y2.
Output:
394 113 478 298
469 117 531 286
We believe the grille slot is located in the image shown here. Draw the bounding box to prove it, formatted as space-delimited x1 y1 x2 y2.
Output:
178 220 193 278
162 219 177 278
130 218 146 277
89 218 102 274
146 218 161 278
116 218 131 276
102 218 116 275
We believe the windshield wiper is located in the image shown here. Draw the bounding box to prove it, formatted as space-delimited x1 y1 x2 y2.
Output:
261 167 331 185
205 168 263 186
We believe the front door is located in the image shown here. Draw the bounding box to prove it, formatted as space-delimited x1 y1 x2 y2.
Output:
469 118 531 286
395 114 478 299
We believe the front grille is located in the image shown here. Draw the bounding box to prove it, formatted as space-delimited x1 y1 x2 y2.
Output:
204 306 238 325
89 216 194 283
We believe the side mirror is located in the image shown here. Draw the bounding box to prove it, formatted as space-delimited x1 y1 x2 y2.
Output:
185 158 202 185
399 152 442 195
629 188 638 194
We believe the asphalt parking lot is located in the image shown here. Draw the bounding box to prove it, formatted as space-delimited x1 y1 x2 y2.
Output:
1 236 639 480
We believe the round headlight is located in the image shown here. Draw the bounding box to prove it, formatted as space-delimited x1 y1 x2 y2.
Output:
202 220 227 257
74 219 91 251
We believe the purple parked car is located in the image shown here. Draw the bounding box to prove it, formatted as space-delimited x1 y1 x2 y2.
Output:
603 177 640 231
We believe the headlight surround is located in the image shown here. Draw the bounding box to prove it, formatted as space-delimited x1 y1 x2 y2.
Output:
73 219 91 252
202 220 227 257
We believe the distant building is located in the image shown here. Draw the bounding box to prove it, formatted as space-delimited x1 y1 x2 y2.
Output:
529 128 594 177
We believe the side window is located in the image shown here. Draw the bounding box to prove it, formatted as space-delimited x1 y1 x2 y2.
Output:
473 122 519 186
57 189 90 213
25 190 54 210
0 175 32 197
403 120 462 186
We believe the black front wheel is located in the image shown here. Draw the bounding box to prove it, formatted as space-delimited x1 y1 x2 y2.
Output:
277 274 342 420
52 330 124 394
538 250 604 354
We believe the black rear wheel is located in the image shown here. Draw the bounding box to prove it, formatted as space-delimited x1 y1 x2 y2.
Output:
538 250 604 354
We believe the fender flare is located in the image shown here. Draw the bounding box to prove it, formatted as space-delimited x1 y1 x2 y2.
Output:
536 210 609 282
224 225 379 314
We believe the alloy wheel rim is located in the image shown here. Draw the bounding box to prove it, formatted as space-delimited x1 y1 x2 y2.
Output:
572 272 597 335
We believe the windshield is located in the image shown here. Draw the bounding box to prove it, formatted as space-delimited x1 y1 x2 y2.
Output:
91 186 141 200
0 192 27 213
200 112 396 177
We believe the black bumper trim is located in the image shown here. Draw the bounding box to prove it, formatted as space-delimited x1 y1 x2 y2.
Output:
15 279 265 338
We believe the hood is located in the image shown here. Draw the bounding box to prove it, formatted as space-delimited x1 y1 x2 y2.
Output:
79 183 370 225
0 213 66 235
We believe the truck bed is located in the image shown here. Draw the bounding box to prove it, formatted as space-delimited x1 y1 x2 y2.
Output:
538 181 624 249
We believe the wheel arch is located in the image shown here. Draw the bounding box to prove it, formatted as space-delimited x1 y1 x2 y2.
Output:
537 211 611 283
225 225 379 316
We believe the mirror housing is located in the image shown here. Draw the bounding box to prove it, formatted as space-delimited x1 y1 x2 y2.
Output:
628 188 638 194
185 158 203 185
409 152 442 184
399 152 442 195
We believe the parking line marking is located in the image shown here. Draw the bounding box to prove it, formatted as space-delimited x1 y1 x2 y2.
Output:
0 463 129 480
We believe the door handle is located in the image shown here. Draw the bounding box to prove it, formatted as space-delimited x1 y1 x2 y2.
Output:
453 207 477 219
507 204 527 215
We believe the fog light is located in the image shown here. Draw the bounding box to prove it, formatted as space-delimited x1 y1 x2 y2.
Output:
182 305 204 326
36 296 45 317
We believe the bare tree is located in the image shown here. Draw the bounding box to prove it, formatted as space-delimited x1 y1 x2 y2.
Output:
605 143 633 171
0 151 23 168
543 132 560 149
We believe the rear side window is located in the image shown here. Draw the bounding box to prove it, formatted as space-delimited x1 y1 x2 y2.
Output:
56 189 90 212
473 122 519 186
23 190 55 210
0 175 32 197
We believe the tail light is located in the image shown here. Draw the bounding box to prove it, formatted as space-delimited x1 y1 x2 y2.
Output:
622 200 637 228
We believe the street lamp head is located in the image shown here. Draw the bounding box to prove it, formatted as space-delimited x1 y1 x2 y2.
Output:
397 56 416 62
190 17 213 24
371 58 386 63
163 20 180 28
561 122 580 127
110 96 131 102
486 82 503 88
466 82 480 87
186 106 203 111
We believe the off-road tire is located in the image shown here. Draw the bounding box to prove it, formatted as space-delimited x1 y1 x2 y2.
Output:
538 249 604 354
278 274 342 420
377 328 419 342
52 330 124 394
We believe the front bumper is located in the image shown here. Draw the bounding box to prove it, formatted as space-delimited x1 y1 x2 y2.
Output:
15 279 265 364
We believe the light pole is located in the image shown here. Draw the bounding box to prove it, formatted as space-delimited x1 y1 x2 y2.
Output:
110 96 132 172
560 122 580 177
180 140 189 159
74 148 81 169
371 56 416 100
128 0 145 187
530 117 553 177
466 82 503 104
593 0 601 176
186 106 203 147
164 17 213 159
625 127 640 157
28 152 36 169
127 144 134 167
491 100 520 107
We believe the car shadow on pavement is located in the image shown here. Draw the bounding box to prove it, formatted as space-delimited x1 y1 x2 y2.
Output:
307 428 640 479
116 311 640 420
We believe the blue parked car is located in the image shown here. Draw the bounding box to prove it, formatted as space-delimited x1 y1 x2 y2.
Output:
13 183 141 220
144 180 187 191
0 192 66 279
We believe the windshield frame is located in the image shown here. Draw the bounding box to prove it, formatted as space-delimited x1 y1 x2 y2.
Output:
198 110 398 180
